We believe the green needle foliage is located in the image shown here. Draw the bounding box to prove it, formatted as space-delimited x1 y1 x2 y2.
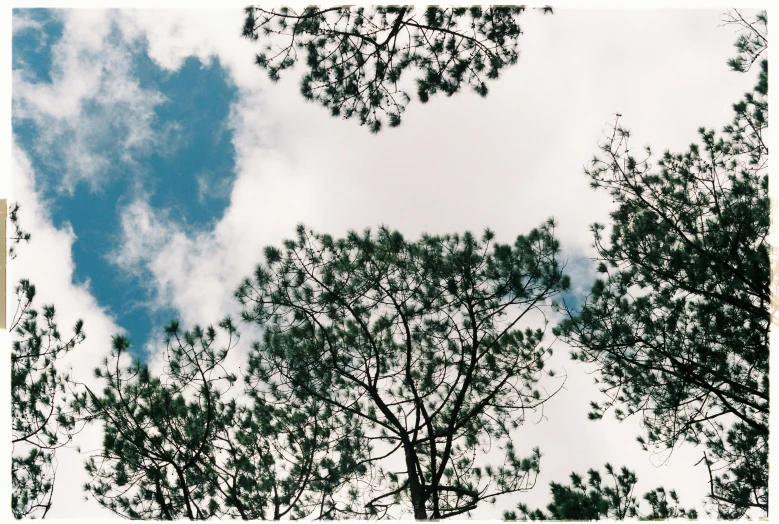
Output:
214 389 367 520
8 203 32 260
724 9 768 73
242 6 551 133
554 11 768 519
10 205 86 519
78 319 362 520
11 281 86 519
504 464 697 520
235 221 570 518
80 321 239 519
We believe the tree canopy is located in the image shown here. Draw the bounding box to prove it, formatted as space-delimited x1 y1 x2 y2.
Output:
77 319 364 520
235 222 569 518
504 463 697 521
242 6 550 133
554 10 768 519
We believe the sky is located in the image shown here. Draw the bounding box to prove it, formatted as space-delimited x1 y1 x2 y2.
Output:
2 4 771 521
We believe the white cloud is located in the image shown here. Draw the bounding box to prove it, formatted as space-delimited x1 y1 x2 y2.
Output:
12 10 44 35
13 10 167 194
118 9 267 87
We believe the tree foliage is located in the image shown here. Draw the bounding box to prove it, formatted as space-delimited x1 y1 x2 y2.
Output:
77 319 362 520
8 202 32 260
242 6 550 133
554 11 768 519
504 463 697 521
235 222 570 518
723 9 768 73
9 206 86 519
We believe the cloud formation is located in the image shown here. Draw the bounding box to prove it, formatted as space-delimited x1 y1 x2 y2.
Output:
13 10 167 194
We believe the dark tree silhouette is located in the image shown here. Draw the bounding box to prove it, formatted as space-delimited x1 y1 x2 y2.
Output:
9 206 86 519
236 221 569 518
77 320 364 519
8 203 31 260
504 464 697 520
554 10 768 519
242 6 551 132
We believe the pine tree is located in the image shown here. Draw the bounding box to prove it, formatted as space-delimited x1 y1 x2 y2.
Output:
235 221 570 518
78 319 364 519
242 6 551 132
504 464 697 520
8 203 31 260
554 11 768 518
9 206 86 518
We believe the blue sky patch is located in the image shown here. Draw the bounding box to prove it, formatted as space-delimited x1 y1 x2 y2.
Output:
13 11 239 352
12 9 63 85
557 253 597 315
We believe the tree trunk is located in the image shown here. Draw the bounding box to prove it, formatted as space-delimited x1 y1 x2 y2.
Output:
404 444 427 519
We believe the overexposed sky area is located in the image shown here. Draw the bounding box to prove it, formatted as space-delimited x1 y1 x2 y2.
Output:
2 4 770 521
